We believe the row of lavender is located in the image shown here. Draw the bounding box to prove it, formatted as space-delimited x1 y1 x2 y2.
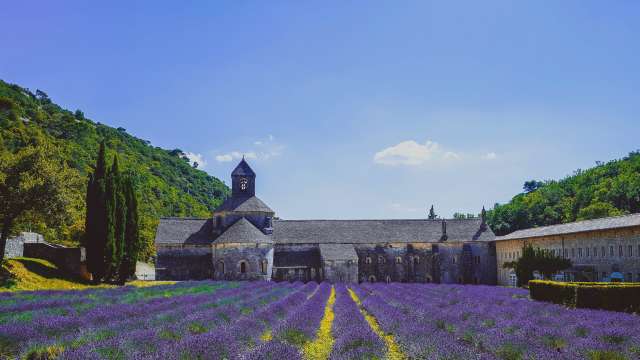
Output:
353 283 640 359
0 280 393 360
0 281 318 359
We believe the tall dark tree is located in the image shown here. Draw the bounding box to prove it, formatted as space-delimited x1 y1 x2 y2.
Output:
428 205 437 220
119 177 140 284
104 155 122 280
85 141 108 282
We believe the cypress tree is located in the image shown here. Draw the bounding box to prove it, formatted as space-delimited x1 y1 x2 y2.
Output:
113 158 127 282
119 177 140 284
86 141 108 283
104 154 120 281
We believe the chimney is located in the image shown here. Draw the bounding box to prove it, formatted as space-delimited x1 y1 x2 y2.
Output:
440 219 448 242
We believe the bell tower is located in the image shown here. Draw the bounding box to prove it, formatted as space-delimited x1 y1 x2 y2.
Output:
231 157 256 197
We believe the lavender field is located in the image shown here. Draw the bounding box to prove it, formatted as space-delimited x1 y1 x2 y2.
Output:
0 281 638 360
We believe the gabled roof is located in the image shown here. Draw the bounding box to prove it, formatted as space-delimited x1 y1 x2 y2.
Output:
215 196 274 213
231 158 256 177
320 243 358 260
272 218 493 244
155 218 213 245
214 196 274 213
495 213 640 241
214 217 272 244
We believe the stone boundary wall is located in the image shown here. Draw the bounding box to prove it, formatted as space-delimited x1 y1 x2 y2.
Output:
23 242 86 277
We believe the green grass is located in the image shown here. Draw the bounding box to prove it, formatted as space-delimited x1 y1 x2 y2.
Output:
0 257 174 292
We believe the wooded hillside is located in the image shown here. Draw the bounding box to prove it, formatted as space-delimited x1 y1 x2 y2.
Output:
488 151 640 235
0 80 229 260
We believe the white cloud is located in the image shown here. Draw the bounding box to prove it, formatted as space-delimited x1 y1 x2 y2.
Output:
373 140 459 166
483 152 497 160
215 154 233 162
184 152 207 168
214 135 284 163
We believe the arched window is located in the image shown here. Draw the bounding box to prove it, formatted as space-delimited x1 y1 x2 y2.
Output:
218 261 225 274
426 276 432 283
368 275 376 283
378 256 385 264
365 256 372 264
239 260 248 274
413 257 419 265
395 256 402 264
261 260 268 274
386 275 391 283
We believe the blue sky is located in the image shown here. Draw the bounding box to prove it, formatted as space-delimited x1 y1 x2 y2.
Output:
2 1 639 219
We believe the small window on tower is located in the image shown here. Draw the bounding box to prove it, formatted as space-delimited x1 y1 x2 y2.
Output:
240 178 248 191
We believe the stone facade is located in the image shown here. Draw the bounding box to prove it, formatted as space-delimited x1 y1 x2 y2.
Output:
495 216 640 286
155 159 498 284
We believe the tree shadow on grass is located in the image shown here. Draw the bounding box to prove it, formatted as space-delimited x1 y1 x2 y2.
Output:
13 258 91 284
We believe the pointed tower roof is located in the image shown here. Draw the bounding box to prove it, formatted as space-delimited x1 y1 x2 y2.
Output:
231 157 256 177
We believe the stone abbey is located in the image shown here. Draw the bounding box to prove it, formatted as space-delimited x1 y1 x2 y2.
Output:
155 159 498 283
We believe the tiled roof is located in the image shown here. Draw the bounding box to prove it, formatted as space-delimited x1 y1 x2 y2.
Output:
156 217 494 246
495 213 640 241
272 218 493 244
155 218 213 245
215 196 274 213
231 158 256 177
320 243 358 260
214 218 272 244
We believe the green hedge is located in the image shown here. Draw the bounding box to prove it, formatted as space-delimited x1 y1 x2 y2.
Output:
529 280 640 313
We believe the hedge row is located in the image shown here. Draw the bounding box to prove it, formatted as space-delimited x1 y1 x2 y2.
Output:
529 280 640 313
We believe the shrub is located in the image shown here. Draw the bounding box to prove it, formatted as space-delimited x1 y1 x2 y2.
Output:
529 280 640 313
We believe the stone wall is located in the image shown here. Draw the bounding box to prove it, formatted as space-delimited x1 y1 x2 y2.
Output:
213 243 273 281
156 245 212 280
495 227 640 286
272 244 321 282
3 232 45 259
354 242 496 285
3 236 24 259
356 243 438 283
23 242 85 276
322 259 358 283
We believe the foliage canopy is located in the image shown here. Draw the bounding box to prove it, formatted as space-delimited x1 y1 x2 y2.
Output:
0 80 229 260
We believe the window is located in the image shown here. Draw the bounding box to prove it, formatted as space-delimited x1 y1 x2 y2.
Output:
602 246 606 257
593 247 597 257
368 275 376 283
218 261 225 274
396 257 402 264
585 247 589 257
239 261 248 274
571 248 575 258
413 257 420 265
578 248 582 257
564 249 568 258
386 275 391 283
452 256 457 265
365 256 372 264
311 268 316 278
610 246 614 257
619 245 623 257
378 256 385 264
261 260 268 274
628 245 633 257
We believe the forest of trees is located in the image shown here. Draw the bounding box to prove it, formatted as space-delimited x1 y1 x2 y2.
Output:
0 80 229 261
487 151 640 235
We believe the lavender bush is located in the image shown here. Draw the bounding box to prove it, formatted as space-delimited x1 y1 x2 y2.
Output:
1 281 639 360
